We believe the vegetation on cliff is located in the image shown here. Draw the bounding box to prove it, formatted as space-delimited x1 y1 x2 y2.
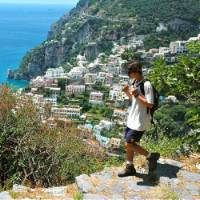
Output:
13 0 200 80
0 87 121 190
142 41 200 156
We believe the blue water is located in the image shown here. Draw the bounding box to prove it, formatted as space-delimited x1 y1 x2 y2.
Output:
0 3 73 88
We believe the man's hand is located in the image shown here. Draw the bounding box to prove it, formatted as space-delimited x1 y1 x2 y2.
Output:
122 84 132 99
131 87 139 97
122 84 129 93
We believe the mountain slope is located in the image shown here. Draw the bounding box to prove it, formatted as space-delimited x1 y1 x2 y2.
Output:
12 0 200 80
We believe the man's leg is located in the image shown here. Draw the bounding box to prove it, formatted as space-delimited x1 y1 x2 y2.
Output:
125 142 134 162
131 142 160 175
118 142 136 177
129 142 149 157
118 128 159 177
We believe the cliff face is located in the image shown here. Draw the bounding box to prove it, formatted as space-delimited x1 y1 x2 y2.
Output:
12 0 200 80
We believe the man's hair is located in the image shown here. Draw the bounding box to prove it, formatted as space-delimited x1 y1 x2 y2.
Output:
127 61 143 75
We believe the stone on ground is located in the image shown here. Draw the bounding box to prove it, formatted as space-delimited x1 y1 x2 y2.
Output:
76 158 200 199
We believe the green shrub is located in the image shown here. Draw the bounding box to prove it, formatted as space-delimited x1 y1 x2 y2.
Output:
0 87 107 189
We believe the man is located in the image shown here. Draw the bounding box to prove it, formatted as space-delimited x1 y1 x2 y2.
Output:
118 61 160 177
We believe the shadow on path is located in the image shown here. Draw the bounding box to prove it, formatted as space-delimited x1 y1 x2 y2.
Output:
135 162 181 186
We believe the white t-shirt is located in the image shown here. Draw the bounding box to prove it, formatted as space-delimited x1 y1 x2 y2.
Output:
127 80 154 131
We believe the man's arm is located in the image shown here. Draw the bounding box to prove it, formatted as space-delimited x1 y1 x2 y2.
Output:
123 85 132 100
132 82 154 108
136 94 153 108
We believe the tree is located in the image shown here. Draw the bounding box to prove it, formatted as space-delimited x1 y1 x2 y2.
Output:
57 78 67 91
147 42 200 151
148 42 200 102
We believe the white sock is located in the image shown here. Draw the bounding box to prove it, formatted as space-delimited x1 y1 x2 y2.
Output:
126 160 132 165
147 153 151 158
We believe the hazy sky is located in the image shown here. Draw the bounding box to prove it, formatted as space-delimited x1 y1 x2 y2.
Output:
0 0 79 5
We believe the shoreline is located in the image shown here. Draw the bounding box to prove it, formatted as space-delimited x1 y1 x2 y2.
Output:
1 79 29 89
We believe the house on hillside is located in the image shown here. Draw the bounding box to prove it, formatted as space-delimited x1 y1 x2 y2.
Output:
89 92 104 105
170 41 187 54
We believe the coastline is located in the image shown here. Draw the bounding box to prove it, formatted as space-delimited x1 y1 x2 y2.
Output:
2 79 29 89
0 3 72 88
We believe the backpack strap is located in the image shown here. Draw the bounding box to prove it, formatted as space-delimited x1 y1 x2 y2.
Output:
139 80 145 96
132 79 137 86
133 79 146 96
136 79 151 114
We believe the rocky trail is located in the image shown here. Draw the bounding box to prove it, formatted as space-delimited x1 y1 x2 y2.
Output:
1 157 199 200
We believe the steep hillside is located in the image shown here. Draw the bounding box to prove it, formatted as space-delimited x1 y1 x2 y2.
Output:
11 0 200 80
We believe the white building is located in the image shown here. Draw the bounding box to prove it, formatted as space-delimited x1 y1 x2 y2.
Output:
153 53 165 59
44 67 67 79
99 120 113 130
93 124 104 134
51 106 81 119
45 87 61 96
88 62 98 71
44 79 58 88
188 34 200 42
84 73 97 85
119 75 130 84
98 72 107 78
109 84 127 102
95 135 111 148
68 66 86 80
165 95 178 103
44 97 57 105
76 54 87 67
128 39 144 48
31 88 38 94
148 48 159 54
97 72 113 86
170 41 187 54
89 92 104 105
32 94 44 105
159 47 170 55
113 109 127 118
66 85 85 96
30 76 45 88
106 63 121 75
32 94 57 106
104 73 113 86
109 89 121 101
109 138 121 149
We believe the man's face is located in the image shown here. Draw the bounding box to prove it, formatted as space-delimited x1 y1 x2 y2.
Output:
128 72 137 79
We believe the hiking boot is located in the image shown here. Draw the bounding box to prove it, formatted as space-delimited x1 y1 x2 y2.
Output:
118 164 136 177
147 152 160 174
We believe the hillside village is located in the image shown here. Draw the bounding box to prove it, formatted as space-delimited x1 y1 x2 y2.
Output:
14 33 200 154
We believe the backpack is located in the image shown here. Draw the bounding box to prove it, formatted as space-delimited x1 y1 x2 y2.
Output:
133 79 160 124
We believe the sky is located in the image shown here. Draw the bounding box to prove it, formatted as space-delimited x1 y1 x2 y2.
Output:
0 0 79 5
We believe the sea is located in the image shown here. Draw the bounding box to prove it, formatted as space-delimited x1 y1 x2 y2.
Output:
0 3 73 88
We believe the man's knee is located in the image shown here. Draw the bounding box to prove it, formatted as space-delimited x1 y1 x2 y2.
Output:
125 142 136 150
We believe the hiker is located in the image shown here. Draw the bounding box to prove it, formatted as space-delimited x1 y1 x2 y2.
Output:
118 61 160 177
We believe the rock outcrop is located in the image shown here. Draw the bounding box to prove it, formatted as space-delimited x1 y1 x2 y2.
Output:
11 0 200 80
1 158 200 200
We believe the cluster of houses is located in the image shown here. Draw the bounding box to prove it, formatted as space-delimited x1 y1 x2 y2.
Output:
17 33 199 151
138 33 200 63
78 120 122 150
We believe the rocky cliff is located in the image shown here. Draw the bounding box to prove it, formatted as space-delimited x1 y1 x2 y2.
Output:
11 0 200 80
